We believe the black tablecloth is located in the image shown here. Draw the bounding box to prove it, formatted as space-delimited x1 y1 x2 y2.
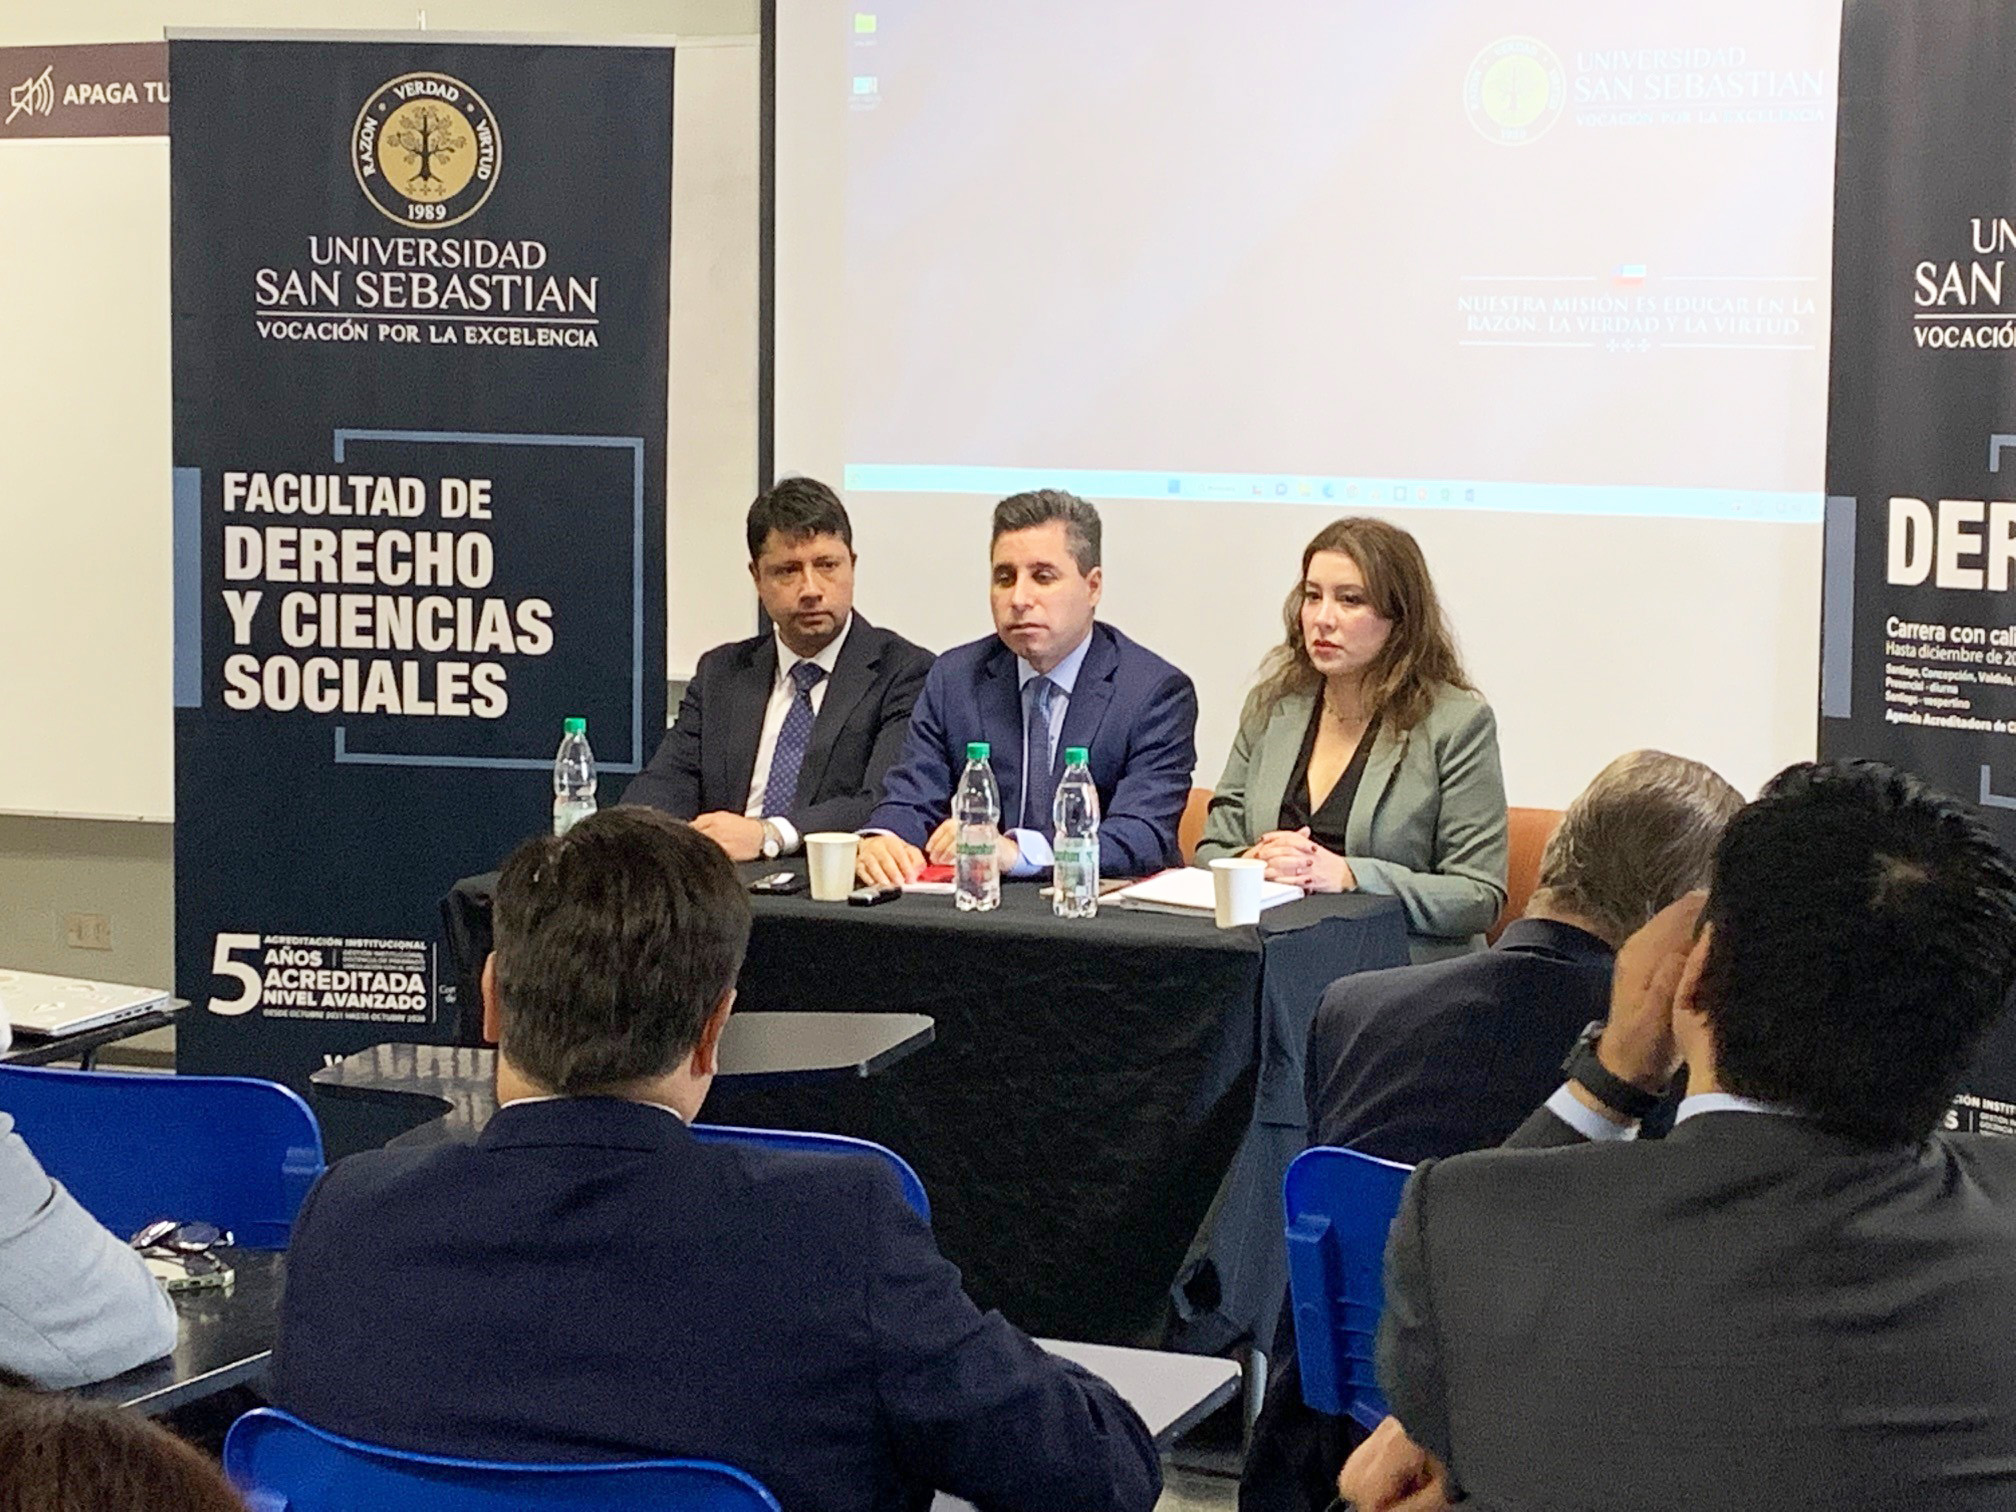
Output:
442 865 1407 1345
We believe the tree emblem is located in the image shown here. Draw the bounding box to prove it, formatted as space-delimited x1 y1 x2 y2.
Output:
354 73 502 228
385 103 468 198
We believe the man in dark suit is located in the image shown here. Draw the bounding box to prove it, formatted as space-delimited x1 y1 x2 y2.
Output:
1340 760 2016 1512
273 808 1160 1512
1304 749 1742 1166
622 477 933 861
1241 750 1742 1510
855 490 1197 885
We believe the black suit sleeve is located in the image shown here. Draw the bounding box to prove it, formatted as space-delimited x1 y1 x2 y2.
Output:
1097 667 1199 876
863 1163 1160 1512
1504 1103 1596 1150
269 1166 336 1417
620 662 709 818
788 640 934 837
1374 1162 1456 1479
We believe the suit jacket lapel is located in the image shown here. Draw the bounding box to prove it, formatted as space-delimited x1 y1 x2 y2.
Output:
794 619 878 804
1053 626 1118 785
979 641 1026 824
1246 695 1311 836
718 638 774 811
1346 717 1407 855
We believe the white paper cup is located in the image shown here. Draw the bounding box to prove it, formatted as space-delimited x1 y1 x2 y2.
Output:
1211 857 1267 929
805 833 861 901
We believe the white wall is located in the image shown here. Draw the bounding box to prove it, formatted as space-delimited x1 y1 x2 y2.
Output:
0 3 759 822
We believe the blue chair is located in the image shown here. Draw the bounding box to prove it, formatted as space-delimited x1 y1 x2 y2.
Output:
224 1409 782 1511
0 1064 324 1249
1283 1145 1415 1429
690 1123 929 1220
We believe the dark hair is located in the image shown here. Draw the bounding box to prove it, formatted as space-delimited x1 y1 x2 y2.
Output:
491 807 751 1095
990 489 1101 573
1696 760 2016 1144
0 1383 246 1511
1535 750 1745 945
745 476 852 561
1249 517 1472 731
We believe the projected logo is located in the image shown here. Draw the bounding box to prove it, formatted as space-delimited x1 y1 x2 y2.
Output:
352 72 502 229
1464 37 1565 146
6 65 54 126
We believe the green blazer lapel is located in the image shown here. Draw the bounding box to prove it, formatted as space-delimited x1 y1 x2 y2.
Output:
1244 694 1313 839
1345 717 1407 855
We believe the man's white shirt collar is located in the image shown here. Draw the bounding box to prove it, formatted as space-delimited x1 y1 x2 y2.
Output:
1674 1092 1795 1123
775 613 852 686
1017 625 1094 694
1545 1084 1797 1143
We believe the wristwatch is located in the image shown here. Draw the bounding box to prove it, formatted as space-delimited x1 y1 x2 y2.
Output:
759 819 784 860
1560 1019 1665 1121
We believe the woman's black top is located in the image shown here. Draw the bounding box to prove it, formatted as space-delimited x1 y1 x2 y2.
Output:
1277 706 1382 853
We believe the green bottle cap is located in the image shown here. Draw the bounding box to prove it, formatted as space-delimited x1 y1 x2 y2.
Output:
564 717 586 735
1064 746 1088 765
967 742 990 761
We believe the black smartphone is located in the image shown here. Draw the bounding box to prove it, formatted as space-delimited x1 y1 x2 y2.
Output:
748 871 806 895
847 884 903 907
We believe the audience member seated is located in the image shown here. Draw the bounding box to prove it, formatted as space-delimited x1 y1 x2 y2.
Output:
1309 748 1742 1165
622 476 934 860
1340 759 2016 1512
856 489 1197 886
0 1024 177 1390
1193 518 1506 962
1241 749 1741 1510
273 807 1160 1512
0 1368 245 1511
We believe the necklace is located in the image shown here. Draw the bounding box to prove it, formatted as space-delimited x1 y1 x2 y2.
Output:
1323 687 1370 727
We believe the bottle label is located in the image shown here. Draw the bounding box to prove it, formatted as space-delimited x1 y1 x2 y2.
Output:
1054 838 1096 866
955 839 996 859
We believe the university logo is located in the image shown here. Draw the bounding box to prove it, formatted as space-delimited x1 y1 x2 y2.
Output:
352 71 501 228
1463 37 1565 146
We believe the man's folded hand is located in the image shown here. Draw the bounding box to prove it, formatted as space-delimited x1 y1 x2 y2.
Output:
1338 1416 1454 1512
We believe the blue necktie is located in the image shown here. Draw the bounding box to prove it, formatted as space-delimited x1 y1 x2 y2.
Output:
1020 676 1058 832
761 660 827 816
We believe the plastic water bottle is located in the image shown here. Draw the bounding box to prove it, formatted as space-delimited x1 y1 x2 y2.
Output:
953 741 1002 912
1051 746 1100 918
552 716 596 836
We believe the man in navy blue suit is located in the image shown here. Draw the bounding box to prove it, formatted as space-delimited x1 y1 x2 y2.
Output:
855 490 1198 886
272 808 1160 1512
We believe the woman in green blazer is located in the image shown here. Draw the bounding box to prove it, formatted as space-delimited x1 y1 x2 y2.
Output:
1194 518 1508 961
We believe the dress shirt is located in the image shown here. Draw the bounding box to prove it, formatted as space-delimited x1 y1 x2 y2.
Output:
1544 1082 1792 1141
1005 629 1094 878
741 614 853 852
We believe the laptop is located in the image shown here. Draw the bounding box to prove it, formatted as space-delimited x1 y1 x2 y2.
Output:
0 969 171 1039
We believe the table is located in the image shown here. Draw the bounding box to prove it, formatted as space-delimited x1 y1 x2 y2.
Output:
1038 1338 1241 1444
929 1338 1240 1511
4 1002 185 1069
73 1249 282 1415
444 861 1409 1348
309 1012 937 1155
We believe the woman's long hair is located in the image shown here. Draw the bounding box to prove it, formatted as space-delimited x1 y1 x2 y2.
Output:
1248 517 1474 732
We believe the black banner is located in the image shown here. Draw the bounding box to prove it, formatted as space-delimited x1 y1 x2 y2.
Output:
170 37 670 1087
1821 0 2016 1123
